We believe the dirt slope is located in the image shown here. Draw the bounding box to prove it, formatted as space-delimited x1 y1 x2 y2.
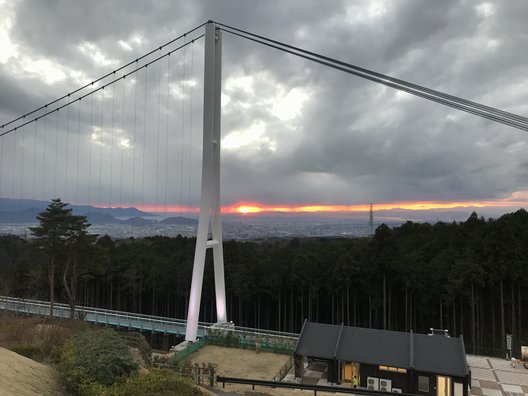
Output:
0 346 63 396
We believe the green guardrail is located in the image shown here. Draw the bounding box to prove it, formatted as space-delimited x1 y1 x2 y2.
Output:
171 337 209 362
167 327 297 365
206 329 296 354
207 335 294 354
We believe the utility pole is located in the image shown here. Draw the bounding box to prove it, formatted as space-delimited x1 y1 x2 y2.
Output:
185 22 227 342
369 203 374 235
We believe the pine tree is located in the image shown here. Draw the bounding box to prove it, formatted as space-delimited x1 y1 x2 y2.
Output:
30 198 93 317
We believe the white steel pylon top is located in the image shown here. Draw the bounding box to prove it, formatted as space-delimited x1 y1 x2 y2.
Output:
185 22 227 341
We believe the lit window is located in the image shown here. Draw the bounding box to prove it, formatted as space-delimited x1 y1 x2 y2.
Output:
419 376 429 392
379 365 407 373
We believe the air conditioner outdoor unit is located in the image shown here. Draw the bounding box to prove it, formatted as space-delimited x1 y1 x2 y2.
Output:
392 388 402 393
367 377 379 391
380 378 392 392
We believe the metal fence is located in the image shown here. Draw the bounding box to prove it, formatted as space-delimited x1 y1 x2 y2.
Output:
207 327 297 354
233 324 299 339
217 376 419 396
272 355 294 382
158 362 217 386
0 295 301 350
0 295 211 337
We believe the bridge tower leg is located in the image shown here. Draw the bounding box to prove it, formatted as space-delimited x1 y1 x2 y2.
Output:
185 22 226 342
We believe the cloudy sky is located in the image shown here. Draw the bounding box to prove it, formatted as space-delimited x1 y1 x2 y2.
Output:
1 0 528 219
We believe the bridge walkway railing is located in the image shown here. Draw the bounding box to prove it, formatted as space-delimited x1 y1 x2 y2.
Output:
0 295 211 337
0 296 300 341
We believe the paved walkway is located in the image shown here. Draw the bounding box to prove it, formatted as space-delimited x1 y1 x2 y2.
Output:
468 355 528 396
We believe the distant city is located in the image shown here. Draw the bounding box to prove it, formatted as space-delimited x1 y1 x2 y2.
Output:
0 218 376 240
0 198 501 240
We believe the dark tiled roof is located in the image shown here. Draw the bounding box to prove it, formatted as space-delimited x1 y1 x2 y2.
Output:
295 321 341 360
338 326 410 369
413 332 468 377
295 322 468 377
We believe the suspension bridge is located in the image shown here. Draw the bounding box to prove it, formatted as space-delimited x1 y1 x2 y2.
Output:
0 295 298 342
1 21 528 342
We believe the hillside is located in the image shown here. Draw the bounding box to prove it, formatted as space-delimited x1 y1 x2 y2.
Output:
0 346 64 395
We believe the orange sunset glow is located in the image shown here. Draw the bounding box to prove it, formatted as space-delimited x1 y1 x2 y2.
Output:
91 190 528 215
223 200 526 215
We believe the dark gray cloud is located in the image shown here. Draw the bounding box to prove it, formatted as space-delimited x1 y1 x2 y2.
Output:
1 0 527 214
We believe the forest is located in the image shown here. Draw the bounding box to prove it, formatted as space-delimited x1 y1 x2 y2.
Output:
0 199 527 358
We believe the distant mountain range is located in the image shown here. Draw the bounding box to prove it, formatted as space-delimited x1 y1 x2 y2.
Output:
0 198 197 227
160 216 198 225
0 198 149 217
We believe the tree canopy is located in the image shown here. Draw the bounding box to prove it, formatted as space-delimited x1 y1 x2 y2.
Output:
0 208 526 356
29 198 95 317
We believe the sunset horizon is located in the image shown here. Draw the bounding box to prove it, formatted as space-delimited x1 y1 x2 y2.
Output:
84 190 528 218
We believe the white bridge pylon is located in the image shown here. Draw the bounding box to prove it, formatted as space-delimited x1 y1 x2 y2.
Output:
185 22 227 342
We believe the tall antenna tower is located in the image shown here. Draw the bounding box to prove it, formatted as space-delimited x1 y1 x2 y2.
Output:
369 203 374 235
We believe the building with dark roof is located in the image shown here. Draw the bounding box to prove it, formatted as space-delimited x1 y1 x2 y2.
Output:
294 321 471 396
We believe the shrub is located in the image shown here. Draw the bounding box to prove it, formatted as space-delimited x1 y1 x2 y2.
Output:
60 328 138 394
9 341 46 361
108 369 202 396
120 331 152 366
2 314 90 363
122 331 152 355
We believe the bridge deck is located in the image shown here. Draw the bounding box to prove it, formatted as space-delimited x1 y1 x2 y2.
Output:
0 296 207 337
0 296 299 341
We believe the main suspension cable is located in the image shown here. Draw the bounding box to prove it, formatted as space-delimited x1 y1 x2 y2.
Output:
217 23 528 132
0 35 204 137
0 22 207 130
